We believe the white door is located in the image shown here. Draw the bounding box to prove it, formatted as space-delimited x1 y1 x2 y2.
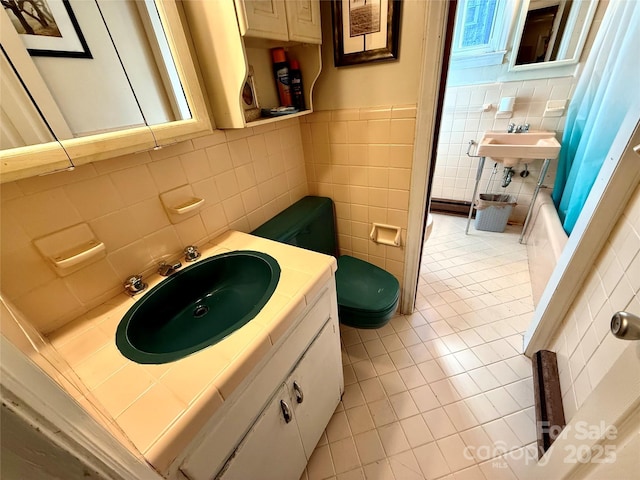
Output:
218 383 306 480
566 340 640 479
287 319 342 458
581 409 639 480
512 339 640 479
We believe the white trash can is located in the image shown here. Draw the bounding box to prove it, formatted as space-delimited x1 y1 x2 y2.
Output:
474 194 517 233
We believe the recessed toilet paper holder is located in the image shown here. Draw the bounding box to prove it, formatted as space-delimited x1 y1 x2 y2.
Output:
370 223 402 246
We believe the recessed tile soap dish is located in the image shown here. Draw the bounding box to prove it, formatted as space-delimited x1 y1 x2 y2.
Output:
34 223 106 276
167 197 205 215
160 185 205 224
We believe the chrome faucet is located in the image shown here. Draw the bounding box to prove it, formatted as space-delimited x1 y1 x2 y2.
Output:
158 260 182 276
184 245 201 262
507 123 530 133
124 275 147 296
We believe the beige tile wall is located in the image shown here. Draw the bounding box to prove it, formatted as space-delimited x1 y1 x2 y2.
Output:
301 105 417 295
0 119 308 334
0 298 140 455
433 77 577 223
548 183 640 420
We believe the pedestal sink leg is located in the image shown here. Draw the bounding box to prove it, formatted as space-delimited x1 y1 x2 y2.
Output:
466 156 485 235
519 158 550 244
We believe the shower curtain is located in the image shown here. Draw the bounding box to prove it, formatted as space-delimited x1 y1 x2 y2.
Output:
552 0 640 235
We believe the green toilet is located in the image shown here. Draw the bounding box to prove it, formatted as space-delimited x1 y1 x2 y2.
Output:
252 196 400 329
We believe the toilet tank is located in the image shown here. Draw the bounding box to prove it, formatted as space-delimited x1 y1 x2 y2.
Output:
251 196 338 257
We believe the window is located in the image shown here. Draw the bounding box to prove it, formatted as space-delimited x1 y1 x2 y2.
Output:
460 0 499 48
451 0 513 68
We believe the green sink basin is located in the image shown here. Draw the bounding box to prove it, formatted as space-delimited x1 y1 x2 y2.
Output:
116 250 280 364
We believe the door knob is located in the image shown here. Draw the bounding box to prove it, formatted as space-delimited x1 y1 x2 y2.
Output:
610 311 640 340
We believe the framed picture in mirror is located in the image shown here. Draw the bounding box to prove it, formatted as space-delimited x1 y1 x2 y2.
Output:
331 0 401 67
4 0 92 58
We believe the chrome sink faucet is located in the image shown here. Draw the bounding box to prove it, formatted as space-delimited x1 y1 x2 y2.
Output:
158 260 182 276
124 274 147 296
184 245 200 262
508 123 530 133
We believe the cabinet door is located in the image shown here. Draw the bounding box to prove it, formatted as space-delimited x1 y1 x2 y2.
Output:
242 0 290 42
288 319 342 458
218 383 306 480
285 0 322 44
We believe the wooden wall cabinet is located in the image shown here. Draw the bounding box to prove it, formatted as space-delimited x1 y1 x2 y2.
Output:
182 0 322 129
239 0 322 44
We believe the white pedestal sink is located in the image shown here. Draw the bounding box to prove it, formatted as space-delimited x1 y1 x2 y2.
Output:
477 131 561 166
466 131 562 243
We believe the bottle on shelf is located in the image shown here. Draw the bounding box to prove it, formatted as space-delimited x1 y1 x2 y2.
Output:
289 60 305 111
271 47 292 107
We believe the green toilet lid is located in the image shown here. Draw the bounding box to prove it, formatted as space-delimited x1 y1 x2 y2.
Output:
336 255 400 314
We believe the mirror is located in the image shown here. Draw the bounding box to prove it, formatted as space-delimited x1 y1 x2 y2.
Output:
0 0 212 183
509 0 599 71
0 47 58 150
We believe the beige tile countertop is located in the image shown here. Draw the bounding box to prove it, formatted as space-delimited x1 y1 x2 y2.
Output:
48 230 337 473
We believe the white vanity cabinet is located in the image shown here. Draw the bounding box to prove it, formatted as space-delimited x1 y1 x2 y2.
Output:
288 318 343 458
219 319 339 479
239 0 322 44
217 382 307 480
180 283 343 480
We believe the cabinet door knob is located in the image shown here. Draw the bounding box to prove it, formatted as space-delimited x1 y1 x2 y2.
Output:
293 381 304 404
280 400 292 423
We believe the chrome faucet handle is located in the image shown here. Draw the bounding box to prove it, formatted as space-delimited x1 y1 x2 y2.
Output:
158 260 182 276
507 123 516 133
184 245 201 262
124 275 147 296
522 123 530 132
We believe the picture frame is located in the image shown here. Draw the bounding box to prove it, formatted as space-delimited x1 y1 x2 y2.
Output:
331 0 401 67
5 0 92 58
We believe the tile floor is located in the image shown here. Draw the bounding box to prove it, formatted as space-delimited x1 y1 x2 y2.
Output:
300 213 539 480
